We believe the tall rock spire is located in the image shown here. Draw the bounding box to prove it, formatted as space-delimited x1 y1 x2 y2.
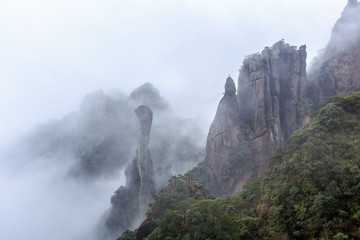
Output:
134 105 155 209
204 77 251 195
225 76 236 95
102 105 156 238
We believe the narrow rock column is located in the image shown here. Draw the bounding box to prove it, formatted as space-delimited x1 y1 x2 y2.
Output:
134 105 156 209
205 77 249 195
102 105 156 238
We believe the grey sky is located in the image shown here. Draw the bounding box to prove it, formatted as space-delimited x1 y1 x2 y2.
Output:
0 0 347 141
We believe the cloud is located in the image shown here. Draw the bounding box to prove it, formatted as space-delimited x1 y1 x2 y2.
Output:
0 151 125 240
0 1 346 137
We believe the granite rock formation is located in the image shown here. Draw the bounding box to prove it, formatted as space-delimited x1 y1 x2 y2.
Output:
238 41 308 178
103 105 156 239
203 1 360 196
309 0 360 104
203 41 308 196
134 105 156 210
204 77 251 195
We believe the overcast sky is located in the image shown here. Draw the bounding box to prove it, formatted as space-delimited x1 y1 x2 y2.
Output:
0 0 347 143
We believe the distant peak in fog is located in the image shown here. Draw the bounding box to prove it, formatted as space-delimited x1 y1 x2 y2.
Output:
130 83 169 111
20 82 205 181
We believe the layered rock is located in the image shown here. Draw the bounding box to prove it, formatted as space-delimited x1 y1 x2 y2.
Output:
204 77 253 195
309 0 360 104
238 41 307 179
102 105 156 239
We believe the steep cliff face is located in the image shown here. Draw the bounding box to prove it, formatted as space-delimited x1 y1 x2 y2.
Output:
203 42 308 196
204 77 252 195
202 1 360 197
134 105 156 210
103 106 156 239
309 0 360 104
238 41 307 180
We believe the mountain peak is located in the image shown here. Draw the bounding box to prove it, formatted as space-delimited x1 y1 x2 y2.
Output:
130 83 169 111
225 77 236 95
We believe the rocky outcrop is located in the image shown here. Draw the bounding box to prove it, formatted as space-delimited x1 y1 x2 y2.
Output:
202 1 360 197
103 105 156 239
134 105 156 210
204 77 253 195
309 0 360 104
238 41 308 179
203 41 308 196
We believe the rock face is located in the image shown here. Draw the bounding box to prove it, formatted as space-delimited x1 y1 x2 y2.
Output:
134 105 156 210
238 41 308 179
203 1 360 197
203 41 308 196
103 105 156 239
204 77 252 195
309 0 360 104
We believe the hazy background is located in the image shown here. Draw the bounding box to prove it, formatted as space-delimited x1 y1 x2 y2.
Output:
0 0 348 239
0 0 347 141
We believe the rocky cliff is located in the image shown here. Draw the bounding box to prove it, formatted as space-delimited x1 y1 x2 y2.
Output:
204 77 251 195
102 106 156 239
134 106 156 211
203 41 308 196
238 41 308 178
309 0 360 104
204 1 360 195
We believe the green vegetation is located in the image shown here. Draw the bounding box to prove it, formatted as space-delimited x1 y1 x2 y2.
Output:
146 180 261 240
118 92 360 240
260 92 360 239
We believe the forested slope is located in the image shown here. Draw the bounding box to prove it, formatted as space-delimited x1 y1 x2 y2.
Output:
118 92 360 240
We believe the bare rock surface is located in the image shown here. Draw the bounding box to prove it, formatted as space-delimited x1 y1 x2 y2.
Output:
204 77 253 195
237 41 307 180
134 105 156 210
203 42 308 196
102 105 156 239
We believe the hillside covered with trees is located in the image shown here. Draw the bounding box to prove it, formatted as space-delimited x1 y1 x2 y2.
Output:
118 92 360 240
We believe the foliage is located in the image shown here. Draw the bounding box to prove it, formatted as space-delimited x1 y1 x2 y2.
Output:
117 230 137 240
259 91 360 239
148 173 210 213
144 180 262 240
298 97 314 116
